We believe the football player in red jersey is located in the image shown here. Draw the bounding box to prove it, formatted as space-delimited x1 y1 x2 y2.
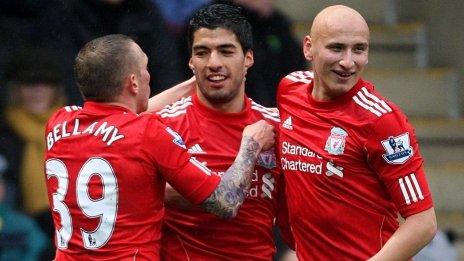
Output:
44 34 275 260
155 4 292 260
277 5 437 260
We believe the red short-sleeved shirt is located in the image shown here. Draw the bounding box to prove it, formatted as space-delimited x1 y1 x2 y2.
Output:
158 94 289 260
44 101 220 260
277 72 433 260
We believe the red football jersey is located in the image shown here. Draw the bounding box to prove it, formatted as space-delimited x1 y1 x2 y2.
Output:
44 102 220 261
277 71 434 260
158 94 288 260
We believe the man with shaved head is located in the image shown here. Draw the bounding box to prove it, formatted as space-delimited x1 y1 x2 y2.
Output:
277 5 436 260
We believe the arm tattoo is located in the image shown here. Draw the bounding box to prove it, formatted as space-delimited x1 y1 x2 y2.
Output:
201 136 261 218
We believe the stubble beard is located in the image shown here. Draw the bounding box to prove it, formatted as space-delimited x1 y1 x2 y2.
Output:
199 85 241 105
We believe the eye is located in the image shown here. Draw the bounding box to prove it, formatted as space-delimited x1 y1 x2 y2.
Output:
221 49 234 56
353 45 367 54
194 50 207 57
193 46 210 56
328 44 343 52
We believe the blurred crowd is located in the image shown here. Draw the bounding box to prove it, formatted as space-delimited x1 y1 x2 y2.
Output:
0 0 304 260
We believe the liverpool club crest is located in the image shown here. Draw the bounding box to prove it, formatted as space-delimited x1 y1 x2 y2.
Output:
325 127 348 155
257 150 277 169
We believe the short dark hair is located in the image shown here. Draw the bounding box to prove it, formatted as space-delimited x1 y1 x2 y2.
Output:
74 34 138 102
188 3 253 54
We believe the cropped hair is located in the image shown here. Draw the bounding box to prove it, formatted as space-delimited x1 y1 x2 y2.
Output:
74 34 138 102
188 3 253 53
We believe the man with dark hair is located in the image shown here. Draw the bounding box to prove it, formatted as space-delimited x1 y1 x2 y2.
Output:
210 0 306 107
44 34 275 260
157 4 292 260
187 2 253 53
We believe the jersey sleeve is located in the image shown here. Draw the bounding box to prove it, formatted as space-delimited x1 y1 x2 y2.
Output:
365 110 433 217
276 74 292 109
143 116 220 204
277 71 314 111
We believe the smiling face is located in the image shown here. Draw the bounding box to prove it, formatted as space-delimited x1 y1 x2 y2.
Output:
189 27 253 112
304 5 369 101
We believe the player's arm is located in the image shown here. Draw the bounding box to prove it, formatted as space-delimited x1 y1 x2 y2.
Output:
366 111 437 260
368 207 437 260
201 120 275 219
164 122 281 212
147 76 195 112
165 183 200 210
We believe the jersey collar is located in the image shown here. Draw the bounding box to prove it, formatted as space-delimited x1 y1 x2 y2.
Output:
192 93 252 122
83 101 136 115
307 78 365 110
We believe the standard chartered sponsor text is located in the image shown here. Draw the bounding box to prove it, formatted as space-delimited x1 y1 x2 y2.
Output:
281 141 323 174
281 141 322 158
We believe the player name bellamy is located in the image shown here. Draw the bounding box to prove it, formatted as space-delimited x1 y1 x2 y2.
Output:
46 119 124 150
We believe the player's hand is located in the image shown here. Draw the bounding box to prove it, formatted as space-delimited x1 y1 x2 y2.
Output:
243 120 275 151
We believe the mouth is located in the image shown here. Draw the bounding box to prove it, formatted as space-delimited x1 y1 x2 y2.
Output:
333 70 355 79
207 74 227 83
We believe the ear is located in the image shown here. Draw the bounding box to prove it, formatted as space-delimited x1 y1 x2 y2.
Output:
303 35 313 61
244 50 254 70
127 73 138 95
188 58 196 74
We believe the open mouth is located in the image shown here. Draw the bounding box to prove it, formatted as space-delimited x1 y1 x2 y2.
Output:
207 74 227 83
333 71 355 79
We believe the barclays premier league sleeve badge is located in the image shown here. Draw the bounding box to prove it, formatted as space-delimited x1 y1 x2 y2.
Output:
381 133 413 164
165 127 187 149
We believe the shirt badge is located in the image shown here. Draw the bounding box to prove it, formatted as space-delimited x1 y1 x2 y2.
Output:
325 127 348 155
326 161 344 178
282 116 293 130
188 144 206 154
381 133 413 164
165 127 186 149
257 150 277 169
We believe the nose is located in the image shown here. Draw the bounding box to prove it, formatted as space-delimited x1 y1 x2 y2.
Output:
207 51 223 71
339 50 355 69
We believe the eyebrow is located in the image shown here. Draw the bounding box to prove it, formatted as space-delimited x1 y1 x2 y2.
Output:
193 43 238 51
326 42 368 47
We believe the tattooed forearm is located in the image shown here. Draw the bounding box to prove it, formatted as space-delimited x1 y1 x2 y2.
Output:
201 136 261 218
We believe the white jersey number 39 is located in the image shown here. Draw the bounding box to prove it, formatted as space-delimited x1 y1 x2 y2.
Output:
46 157 118 249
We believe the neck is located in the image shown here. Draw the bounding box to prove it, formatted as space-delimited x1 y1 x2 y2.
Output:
311 77 352 101
98 99 137 114
311 84 333 101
